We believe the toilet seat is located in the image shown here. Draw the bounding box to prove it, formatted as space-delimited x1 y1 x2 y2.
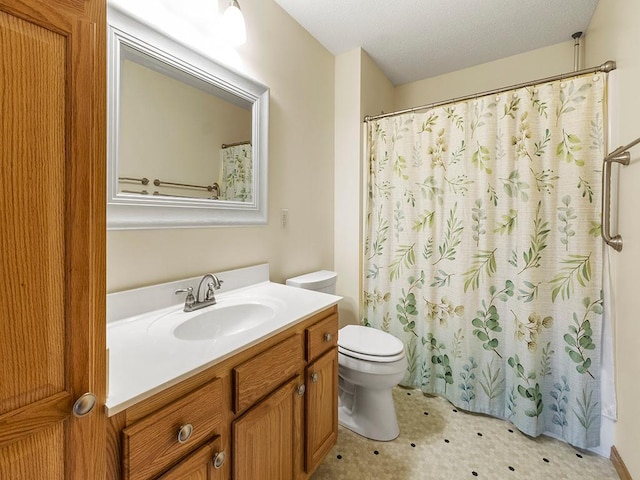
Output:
338 346 406 363
338 325 405 363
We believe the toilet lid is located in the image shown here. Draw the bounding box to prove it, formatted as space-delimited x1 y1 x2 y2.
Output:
338 325 405 357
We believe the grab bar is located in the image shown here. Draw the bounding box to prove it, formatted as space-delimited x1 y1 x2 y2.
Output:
602 137 638 251
153 178 219 193
119 176 149 185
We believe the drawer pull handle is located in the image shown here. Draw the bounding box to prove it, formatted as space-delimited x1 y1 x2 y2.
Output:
323 333 332 342
177 423 193 443
311 372 319 383
297 384 306 396
213 450 226 469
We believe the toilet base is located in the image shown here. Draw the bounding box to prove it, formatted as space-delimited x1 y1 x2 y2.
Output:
338 384 400 441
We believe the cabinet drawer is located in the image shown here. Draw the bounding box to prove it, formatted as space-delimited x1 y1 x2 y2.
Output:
233 334 303 413
122 378 223 480
306 313 338 362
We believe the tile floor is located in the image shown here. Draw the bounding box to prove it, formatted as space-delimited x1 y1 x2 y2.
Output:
312 387 619 480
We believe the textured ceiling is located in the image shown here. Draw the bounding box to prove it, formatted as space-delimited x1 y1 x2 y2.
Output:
274 0 600 86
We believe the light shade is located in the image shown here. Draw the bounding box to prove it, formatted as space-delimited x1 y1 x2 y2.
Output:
221 0 246 46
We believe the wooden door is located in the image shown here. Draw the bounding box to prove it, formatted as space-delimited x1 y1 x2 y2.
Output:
232 377 303 480
0 0 106 479
305 349 338 474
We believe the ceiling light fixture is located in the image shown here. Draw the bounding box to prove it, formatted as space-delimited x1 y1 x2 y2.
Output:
221 0 246 46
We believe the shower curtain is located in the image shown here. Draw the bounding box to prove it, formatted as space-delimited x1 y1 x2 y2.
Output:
220 143 252 201
363 73 606 448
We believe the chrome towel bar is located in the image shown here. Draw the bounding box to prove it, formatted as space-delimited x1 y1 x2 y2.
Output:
602 137 638 251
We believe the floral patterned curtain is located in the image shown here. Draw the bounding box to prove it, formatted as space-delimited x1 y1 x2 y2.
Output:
220 143 252 201
363 74 607 448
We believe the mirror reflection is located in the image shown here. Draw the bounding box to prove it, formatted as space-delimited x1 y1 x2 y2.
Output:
118 45 253 202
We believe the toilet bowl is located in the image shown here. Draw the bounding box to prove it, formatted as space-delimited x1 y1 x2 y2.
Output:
284 271 406 441
337 325 407 441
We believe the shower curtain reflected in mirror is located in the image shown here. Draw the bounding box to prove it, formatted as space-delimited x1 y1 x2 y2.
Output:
363 74 607 448
220 143 252 201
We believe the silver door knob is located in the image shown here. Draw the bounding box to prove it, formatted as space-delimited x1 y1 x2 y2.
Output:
213 451 226 469
72 392 97 417
311 372 319 383
177 424 193 443
323 333 332 342
297 384 306 396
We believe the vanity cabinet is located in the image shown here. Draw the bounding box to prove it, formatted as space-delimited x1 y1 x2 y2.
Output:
107 306 338 480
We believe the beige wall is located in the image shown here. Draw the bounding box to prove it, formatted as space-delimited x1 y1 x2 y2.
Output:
107 0 335 291
334 49 362 327
334 49 394 327
586 0 640 475
394 40 576 110
361 51 394 120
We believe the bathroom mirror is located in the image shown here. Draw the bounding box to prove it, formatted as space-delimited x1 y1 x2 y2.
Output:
107 6 269 229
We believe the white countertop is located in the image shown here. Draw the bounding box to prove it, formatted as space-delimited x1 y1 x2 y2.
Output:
106 279 340 416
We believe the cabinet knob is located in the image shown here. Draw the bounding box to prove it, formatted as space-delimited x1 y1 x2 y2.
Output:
177 423 194 443
72 392 97 418
213 450 226 469
311 372 319 383
296 384 306 396
323 332 332 342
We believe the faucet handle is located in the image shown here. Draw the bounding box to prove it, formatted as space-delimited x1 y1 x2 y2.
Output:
175 287 196 309
205 282 216 301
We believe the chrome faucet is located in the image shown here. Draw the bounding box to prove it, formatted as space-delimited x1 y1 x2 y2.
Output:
174 273 224 312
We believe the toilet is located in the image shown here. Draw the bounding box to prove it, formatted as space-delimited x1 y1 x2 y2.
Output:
337 325 406 441
285 271 407 441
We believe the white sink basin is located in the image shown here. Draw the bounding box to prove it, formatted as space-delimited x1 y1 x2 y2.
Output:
173 303 275 341
146 295 283 342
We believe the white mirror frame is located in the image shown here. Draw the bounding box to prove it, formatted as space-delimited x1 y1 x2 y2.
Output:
107 6 269 229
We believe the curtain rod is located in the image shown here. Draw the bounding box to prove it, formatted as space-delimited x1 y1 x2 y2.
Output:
364 60 616 122
221 141 251 148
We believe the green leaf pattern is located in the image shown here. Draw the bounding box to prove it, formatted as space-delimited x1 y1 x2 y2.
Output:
221 144 253 201
363 75 604 448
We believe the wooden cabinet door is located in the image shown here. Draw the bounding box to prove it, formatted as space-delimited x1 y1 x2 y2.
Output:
0 1 106 479
232 376 303 480
305 349 338 474
157 436 225 480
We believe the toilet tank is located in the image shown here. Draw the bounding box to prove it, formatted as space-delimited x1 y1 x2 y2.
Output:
285 270 337 295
